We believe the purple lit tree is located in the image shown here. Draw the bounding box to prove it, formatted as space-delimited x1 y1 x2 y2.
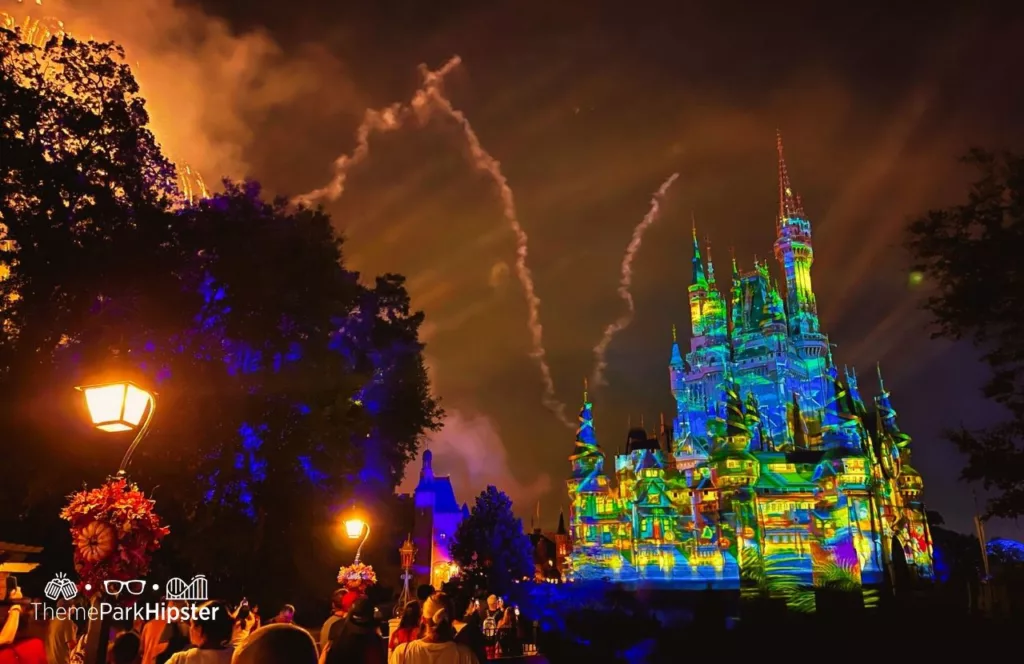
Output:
0 31 441 606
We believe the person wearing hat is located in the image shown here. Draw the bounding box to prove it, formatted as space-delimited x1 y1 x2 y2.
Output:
320 598 385 664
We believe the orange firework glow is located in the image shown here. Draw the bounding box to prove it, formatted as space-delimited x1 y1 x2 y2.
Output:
2 0 208 204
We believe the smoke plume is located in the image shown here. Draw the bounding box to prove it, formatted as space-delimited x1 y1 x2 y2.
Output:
591 173 679 387
10 0 359 182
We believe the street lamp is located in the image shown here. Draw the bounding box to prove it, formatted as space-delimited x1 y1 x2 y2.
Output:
76 381 156 476
344 517 370 564
76 380 156 664
395 535 416 616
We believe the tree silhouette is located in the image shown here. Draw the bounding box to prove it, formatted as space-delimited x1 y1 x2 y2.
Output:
907 149 1024 519
451 486 534 596
0 30 441 608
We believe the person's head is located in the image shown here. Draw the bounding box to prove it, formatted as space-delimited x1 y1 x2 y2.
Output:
398 601 422 631
416 584 434 603
188 600 233 648
110 631 141 664
330 589 347 613
345 598 377 631
277 604 295 623
486 595 498 611
235 600 251 623
420 593 456 642
231 624 317 664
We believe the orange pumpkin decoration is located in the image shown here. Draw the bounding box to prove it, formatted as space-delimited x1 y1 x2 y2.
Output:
76 521 116 563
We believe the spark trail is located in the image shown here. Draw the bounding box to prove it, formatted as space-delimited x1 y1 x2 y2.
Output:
591 173 679 388
297 56 574 429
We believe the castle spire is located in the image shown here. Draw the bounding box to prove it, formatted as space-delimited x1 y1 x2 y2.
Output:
691 222 707 287
777 129 806 225
573 380 599 454
773 130 818 333
705 238 716 284
730 247 739 282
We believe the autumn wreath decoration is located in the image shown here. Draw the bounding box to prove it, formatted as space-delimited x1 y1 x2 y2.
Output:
337 561 377 595
60 477 169 596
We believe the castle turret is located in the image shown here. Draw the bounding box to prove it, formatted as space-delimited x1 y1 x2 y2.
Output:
702 240 728 344
567 381 612 548
874 365 910 449
773 131 820 335
688 226 709 339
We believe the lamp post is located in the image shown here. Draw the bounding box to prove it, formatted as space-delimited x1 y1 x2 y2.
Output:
395 535 416 616
345 518 371 564
76 381 156 664
77 381 156 476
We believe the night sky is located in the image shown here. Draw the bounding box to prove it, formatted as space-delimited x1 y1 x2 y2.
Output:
17 0 1024 537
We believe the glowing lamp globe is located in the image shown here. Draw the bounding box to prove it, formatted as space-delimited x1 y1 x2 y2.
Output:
78 382 153 433
345 518 367 540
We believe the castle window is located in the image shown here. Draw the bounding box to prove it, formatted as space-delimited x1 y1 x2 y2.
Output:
726 459 740 469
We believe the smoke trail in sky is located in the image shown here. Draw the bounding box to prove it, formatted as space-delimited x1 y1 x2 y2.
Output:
294 57 461 206
591 173 680 388
414 57 574 429
292 103 405 206
297 56 573 429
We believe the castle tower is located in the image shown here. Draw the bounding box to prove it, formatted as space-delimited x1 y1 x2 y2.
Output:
773 131 819 335
412 450 467 589
567 382 611 548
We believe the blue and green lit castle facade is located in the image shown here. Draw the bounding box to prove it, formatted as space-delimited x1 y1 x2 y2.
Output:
566 134 934 596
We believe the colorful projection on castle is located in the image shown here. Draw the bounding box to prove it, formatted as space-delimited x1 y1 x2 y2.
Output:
565 134 934 602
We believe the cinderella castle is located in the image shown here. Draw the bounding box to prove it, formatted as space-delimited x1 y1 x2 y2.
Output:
565 134 934 594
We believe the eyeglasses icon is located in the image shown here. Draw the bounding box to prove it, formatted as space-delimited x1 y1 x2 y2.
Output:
103 580 146 596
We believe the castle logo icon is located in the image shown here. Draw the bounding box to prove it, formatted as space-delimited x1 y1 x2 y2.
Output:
43 573 78 601
165 575 208 602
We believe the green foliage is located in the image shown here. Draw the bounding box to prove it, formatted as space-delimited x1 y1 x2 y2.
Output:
0 30 441 608
450 486 534 595
906 149 1024 519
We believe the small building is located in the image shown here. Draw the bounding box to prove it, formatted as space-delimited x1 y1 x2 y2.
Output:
410 451 468 589
530 512 571 582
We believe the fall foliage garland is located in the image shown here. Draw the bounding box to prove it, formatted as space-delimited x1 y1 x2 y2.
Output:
60 477 169 597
